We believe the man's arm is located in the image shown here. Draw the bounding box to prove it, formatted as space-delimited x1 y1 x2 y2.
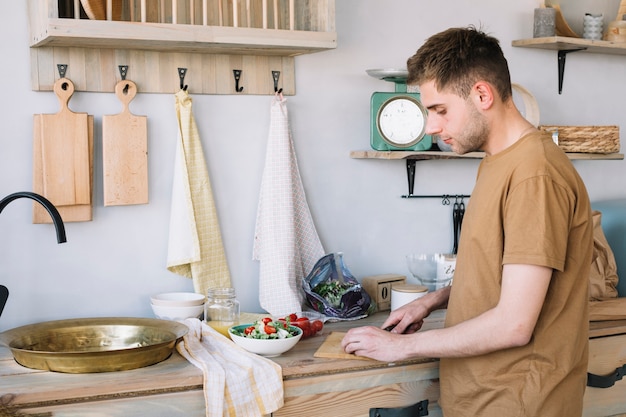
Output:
342 264 552 361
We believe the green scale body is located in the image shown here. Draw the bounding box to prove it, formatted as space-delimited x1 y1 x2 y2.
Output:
370 80 432 151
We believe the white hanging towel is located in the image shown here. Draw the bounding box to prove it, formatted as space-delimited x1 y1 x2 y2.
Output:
167 89 231 297
253 94 325 316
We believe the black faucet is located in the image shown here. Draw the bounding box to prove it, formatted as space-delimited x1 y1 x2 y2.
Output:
0 191 66 318
0 191 66 243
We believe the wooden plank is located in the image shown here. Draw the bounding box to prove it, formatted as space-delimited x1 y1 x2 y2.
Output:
19 390 207 417
590 319 626 338
512 36 626 56
349 150 625 161
277 381 442 417
31 46 296 95
30 18 337 54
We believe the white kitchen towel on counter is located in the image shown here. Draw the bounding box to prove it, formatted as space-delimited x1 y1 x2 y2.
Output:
253 94 325 316
176 318 284 417
167 89 231 297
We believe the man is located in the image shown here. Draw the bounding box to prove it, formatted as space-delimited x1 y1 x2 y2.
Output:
342 26 593 416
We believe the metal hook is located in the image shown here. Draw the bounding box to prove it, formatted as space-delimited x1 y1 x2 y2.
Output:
118 65 130 94
178 67 188 91
57 64 68 79
233 69 244 92
442 195 451 205
272 70 282 94
118 65 128 81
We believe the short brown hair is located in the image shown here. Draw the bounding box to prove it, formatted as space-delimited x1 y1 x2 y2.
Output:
407 26 512 101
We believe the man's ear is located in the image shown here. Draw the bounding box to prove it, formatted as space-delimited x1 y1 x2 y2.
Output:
471 81 495 110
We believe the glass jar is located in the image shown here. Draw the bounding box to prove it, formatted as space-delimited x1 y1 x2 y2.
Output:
205 287 240 337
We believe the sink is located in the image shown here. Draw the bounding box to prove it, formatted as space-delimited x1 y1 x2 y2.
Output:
0 317 188 373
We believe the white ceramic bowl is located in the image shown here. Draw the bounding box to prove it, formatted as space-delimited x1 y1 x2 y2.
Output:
150 302 204 321
228 324 302 357
150 292 206 307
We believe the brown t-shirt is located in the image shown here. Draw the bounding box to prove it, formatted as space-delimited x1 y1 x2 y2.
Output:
439 132 593 417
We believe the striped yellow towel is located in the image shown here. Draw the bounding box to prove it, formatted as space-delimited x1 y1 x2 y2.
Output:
253 94 325 316
176 318 284 417
167 89 231 296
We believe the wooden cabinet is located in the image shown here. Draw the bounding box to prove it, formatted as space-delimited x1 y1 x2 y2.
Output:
26 0 337 94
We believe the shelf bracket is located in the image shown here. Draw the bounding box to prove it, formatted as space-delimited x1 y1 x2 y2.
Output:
557 48 586 94
406 159 417 195
403 159 470 200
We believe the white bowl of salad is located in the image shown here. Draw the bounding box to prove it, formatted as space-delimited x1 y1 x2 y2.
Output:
228 317 302 357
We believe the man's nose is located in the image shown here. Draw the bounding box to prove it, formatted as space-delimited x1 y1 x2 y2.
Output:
425 115 441 136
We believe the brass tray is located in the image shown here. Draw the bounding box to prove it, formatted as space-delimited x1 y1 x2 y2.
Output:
0 317 188 373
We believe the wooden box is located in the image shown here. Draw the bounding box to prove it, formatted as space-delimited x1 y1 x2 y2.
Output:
362 274 406 312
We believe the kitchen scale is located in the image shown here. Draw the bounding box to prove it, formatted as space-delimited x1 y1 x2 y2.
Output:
367 69 432 151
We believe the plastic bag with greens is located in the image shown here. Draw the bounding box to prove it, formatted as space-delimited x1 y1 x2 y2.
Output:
302 253 371 319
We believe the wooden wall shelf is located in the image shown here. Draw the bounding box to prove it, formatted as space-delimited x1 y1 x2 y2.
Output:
512 37 626 56
350 150 625 161
511 37 626 94
27 0 337 95
350 150 624 197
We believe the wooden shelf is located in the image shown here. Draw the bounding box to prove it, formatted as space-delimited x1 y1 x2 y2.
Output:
512 37 626 94
28 19 337 56
350 150 624 197
26 0 337 95
350 150 624 161
512 36 626 55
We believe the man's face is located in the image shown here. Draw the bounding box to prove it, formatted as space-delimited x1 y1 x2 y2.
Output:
419 80 489 155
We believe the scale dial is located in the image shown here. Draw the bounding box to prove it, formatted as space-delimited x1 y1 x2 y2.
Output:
377 96 427 147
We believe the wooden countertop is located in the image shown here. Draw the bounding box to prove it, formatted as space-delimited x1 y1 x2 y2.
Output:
2 310 624 410
0 311 444 409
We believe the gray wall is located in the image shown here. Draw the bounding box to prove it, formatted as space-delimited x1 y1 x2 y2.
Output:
1 0 624 330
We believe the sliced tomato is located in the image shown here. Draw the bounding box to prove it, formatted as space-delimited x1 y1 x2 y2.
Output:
244 326 255 335
264 324 277 334
262 317 272 324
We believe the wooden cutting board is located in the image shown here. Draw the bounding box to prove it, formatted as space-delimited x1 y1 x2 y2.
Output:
313 332 376 361
33 113 93 223
39 78 91 207
102 79 148 206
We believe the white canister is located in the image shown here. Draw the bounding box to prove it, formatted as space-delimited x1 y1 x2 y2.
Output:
436 254 456 283
391 284 428 311
582 13 604 40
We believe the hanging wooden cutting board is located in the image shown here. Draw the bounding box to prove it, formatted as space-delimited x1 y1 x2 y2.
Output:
33 113 93 223
39 78 91 207
102 79 148 206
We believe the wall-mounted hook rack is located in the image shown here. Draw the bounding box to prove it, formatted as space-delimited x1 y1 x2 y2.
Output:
233 69 244 92
178 67 188 91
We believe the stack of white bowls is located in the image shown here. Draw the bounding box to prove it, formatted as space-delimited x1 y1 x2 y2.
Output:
150 292 205 321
